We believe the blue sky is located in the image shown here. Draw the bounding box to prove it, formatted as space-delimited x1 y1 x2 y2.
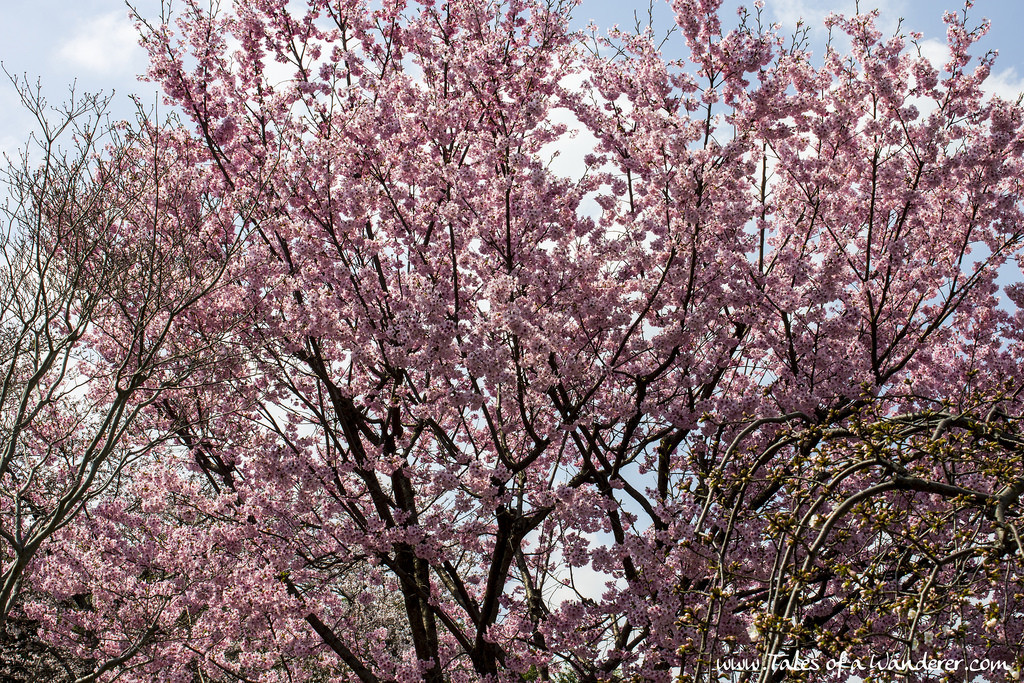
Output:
1 0 1023 156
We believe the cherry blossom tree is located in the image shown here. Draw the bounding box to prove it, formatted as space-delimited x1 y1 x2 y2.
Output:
16 0 1024 681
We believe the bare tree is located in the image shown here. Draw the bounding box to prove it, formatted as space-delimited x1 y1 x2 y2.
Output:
0 75 240 634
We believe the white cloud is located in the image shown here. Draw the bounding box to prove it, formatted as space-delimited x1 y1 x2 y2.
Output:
55 12 144 77
768 0 832 33
543 87 600 180
916 37 950 71
983 67 1024 102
